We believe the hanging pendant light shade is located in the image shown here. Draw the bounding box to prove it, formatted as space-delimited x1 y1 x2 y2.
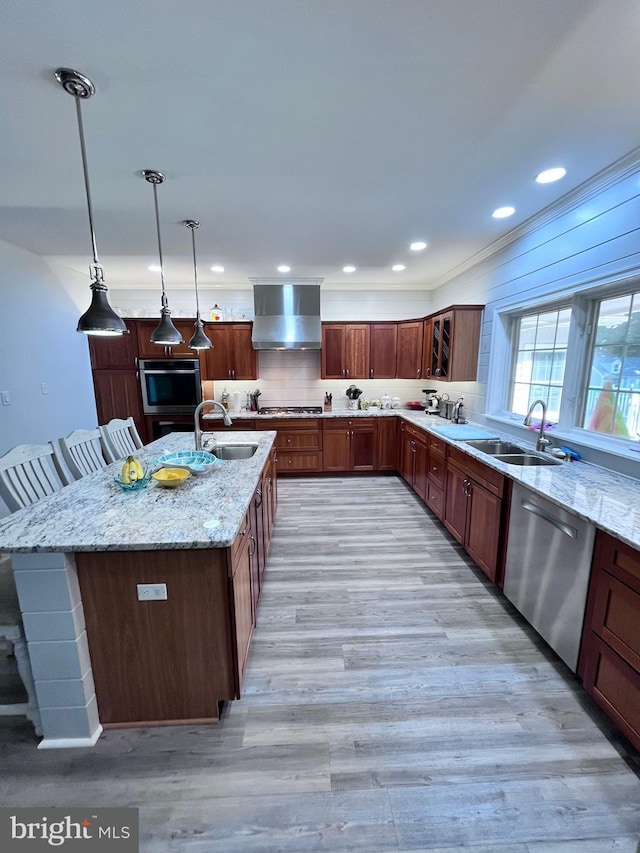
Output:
55 68 127 336
183 220 213 351
142 170 183 346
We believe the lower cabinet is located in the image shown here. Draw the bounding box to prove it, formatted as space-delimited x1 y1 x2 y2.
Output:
261 418 322 473
443 446 507 584
323 418 376 472
230 512 254 693
377 416 399 470
579 531 640 750
399 421 427 500
425 435 446 520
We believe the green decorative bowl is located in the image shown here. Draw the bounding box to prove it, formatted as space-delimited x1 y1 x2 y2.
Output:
114 474 152 492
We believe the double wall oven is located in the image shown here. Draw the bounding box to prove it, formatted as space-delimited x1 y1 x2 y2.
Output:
139 358 202 439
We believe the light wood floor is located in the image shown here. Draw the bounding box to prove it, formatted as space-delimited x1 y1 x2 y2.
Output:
1 476 639 851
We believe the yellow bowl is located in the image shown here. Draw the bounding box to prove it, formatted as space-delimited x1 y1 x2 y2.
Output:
152 467 191 488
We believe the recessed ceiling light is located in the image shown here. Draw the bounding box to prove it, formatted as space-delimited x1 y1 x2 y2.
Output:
210 265 225 273
409 241 427 251
535 167 567 184
492 206 515 219
277 264 291 273
392 264 406 272
148 264 162 272
343 265 356 273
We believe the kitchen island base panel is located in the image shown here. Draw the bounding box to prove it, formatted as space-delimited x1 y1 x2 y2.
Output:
11 552 101 746
76 548 236 726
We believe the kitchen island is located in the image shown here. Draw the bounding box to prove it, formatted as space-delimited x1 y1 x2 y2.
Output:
0 431 276 748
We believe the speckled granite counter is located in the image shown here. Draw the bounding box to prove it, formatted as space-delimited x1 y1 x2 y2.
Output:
0 431 275 553
206 408 640 549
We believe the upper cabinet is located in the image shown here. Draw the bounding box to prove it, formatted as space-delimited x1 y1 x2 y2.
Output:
136 319 201 359
89 319 139 369
396 320 424 379
423 306 483 382
200 323 257 381
321 324 370 379
369 323 398 379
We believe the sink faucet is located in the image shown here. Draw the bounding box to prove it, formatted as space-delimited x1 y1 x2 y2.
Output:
523 399 551 452
194 399 233 450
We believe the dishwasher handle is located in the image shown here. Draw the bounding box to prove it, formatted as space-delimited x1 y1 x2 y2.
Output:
521 499 577 539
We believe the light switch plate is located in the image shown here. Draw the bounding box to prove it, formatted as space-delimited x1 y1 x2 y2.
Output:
136 583 167 601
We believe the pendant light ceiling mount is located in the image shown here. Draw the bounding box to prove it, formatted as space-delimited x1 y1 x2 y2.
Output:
183 219 213 351
55 67 127 336
142 169 184 346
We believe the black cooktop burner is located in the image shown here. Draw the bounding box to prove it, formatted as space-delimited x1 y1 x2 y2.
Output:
258 406 323 415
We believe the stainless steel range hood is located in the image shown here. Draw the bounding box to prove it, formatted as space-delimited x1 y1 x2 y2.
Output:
250 278 323 350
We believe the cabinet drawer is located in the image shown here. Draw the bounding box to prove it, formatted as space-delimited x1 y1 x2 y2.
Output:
428 435 446 458
591 570 640 672
323 417 376 429
448 446 504 497
260 418 320 431
276 452 322 473
403 422 427 442
275 431 321 451
426 481 444 521
582 633 640 751
595 532 640 592
427 454 446 489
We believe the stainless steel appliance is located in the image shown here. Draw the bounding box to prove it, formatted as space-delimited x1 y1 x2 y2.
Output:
139 358 202 415
504 483 595 672
258 406 323 415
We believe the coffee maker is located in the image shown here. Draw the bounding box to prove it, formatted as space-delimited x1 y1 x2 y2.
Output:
423 389 440 415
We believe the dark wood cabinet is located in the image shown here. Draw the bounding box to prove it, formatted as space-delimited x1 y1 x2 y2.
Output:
396 321 424 379
92 369 147 443
321 324 370 379
425 435 446 520
579 531 640 751
443 446 506 583
423 306 483 382
369 323 398 379
322 418 376 471
136 319 201 358
230 512 254 693
261 418 322 473
89 319 139 369
399 421 427 500
376 416 398 470
201 323 257 381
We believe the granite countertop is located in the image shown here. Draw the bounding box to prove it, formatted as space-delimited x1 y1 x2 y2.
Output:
203 409 400 420
210 408 640 548
399 410 640 550
0 431 275 553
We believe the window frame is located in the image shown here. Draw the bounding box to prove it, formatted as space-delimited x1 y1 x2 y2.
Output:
486 275 640 462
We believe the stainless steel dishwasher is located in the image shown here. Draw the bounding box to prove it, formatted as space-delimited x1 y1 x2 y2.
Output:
503 482 595 672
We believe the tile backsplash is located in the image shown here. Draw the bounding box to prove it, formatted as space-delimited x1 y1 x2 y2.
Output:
213 349 427 411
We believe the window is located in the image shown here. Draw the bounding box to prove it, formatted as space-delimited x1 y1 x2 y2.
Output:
510 307 571 422
582 292 640 441
494 283 640 452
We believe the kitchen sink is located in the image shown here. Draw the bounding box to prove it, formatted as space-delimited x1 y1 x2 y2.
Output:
209 443 258 460
464 439 528 455
492 453 561 466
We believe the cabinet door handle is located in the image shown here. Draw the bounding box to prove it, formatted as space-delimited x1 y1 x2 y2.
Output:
249 535 256 556
345 368 349 378
426 368 431 377
417 367 421 378
369 368 374 378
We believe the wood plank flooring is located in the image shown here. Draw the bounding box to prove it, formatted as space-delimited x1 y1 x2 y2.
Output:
1 475 639 851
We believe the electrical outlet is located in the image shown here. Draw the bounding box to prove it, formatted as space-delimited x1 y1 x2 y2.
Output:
1 391 10 406
40 383 48 395
136 583 167 601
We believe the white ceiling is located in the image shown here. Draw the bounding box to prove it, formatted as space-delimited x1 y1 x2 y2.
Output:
2 0 640 295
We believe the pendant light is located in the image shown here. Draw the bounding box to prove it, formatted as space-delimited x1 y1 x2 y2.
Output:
142 169 183 346
183 220 213 350
55 68 127 336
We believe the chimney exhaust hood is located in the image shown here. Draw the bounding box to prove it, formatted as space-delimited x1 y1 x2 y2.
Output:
251 278 323 350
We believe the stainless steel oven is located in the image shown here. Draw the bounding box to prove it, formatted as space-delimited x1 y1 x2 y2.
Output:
139 359 202 415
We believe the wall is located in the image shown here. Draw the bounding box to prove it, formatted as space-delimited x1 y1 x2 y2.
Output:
428 150 640 477
0 240 98 515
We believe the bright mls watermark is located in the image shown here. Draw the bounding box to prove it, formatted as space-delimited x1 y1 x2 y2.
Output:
0 809 138 851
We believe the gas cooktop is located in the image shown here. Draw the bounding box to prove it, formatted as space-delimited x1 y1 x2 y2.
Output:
258 406 323 415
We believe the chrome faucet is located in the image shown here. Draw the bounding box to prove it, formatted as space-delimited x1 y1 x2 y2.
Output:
524 399 551 452
194 399 233 450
